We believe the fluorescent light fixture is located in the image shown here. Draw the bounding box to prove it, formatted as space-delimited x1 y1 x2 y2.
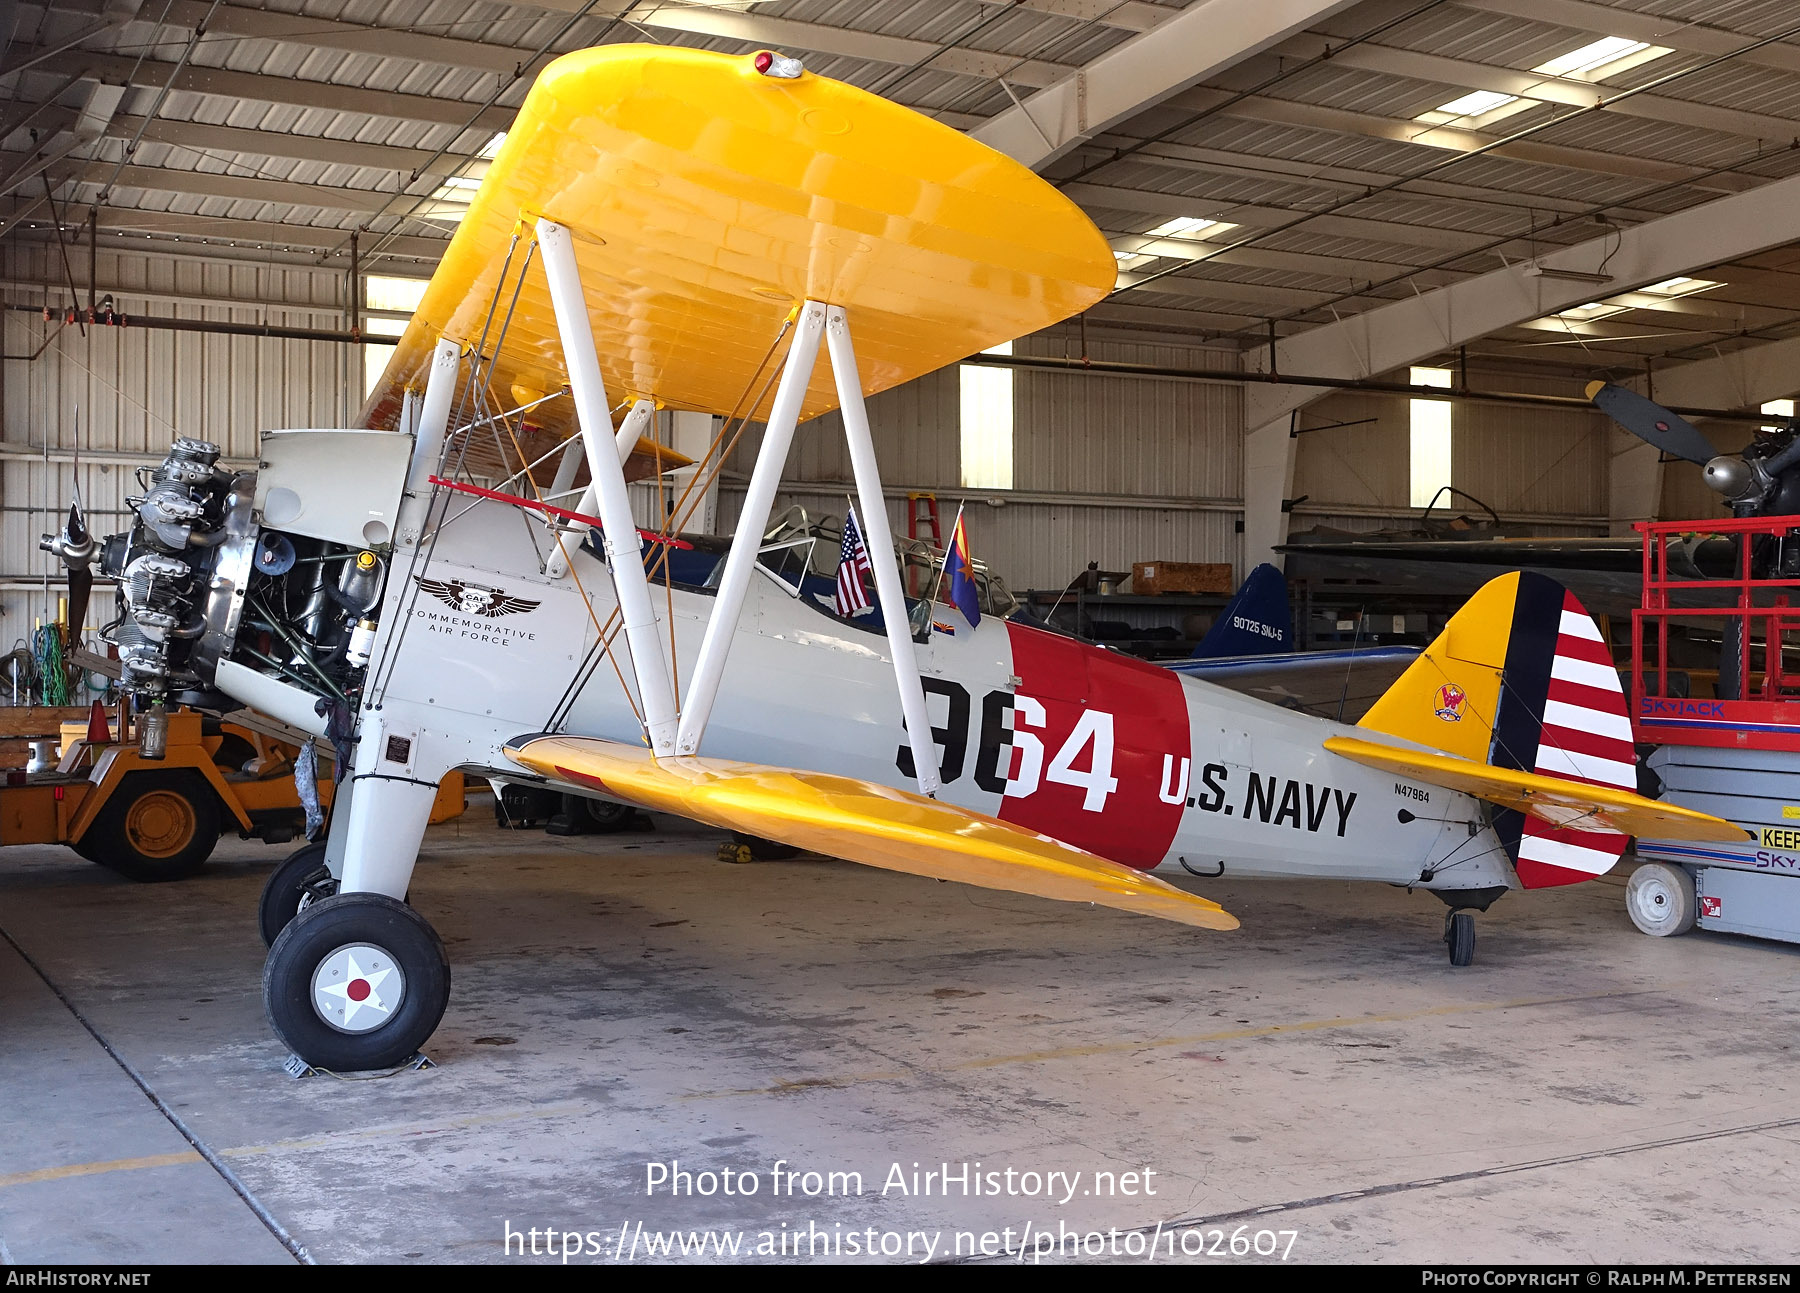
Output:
1525 263 1613 285
1533 36 1670 81
1640 276 1723 297
1146 215 1232 240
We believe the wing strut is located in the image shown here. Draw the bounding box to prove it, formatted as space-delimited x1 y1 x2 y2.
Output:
530 229 940 792
538 218 680 755
675 301 827 757
667 299 942 796
825 304 940 797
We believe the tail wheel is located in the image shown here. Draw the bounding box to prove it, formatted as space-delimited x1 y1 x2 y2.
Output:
258 840 336 947
263 893 450 1072
1626 862 1697 937
1445 911 1476 967
83 770 221 882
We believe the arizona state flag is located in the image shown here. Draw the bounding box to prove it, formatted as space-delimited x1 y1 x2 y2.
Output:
945 507 980 628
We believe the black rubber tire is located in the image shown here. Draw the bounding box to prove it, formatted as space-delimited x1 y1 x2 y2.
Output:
84 770 221 882
729 831 802 861
577 795 635 833
258 840 335 948
1446 911 1476 967
263 893 451 1072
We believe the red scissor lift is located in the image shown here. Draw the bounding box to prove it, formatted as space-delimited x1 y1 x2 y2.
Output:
1629 514 1800 944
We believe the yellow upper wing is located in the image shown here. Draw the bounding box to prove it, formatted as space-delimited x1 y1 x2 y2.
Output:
1324 735 1749 842
506 735 1237 931
362 43 1116 445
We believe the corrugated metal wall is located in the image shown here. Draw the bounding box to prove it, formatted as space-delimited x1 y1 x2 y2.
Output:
1290 366 1613 539
2 245 350 637
719 333 1245 592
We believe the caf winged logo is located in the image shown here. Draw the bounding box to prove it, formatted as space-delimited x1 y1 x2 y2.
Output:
414 575 541 618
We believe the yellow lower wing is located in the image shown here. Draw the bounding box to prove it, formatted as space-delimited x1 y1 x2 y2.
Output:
1324 736 1749 842
505 736 1236 931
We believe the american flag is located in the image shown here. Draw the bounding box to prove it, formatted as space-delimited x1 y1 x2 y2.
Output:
835 504 875 616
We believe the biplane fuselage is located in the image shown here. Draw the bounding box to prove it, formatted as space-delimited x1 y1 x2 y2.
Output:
380 501 1509 895
71 45 1738 1070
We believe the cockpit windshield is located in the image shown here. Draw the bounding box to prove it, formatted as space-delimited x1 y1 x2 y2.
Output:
613 504 1017 640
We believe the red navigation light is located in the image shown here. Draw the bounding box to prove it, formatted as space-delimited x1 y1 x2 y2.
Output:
751 50 803 79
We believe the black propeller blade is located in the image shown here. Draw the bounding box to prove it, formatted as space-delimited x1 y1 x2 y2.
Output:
40 495 96 647
67 508 92 647
1585 380 1720 465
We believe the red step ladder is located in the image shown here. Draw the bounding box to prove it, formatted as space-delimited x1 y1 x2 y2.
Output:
906 492 940 595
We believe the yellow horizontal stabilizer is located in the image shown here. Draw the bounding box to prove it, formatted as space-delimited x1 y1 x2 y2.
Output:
506 735 1237 931
1324 735 1749 843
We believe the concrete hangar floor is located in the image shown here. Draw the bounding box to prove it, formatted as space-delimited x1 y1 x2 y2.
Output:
1 805 1794 1265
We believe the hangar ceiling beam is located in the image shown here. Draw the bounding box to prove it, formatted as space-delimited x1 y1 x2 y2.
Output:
1647 337 1800 414
65 161 404 214
625 4 1073 88
1163 89 1760 193
20 1 1086 87
78 209 447 262
1106 235 1461 288
1128 141 1668 224
99 116 449 174
23 50 515 133
1239 167 1800 574
1466 0 1800 79
1066 180 1503 254
1265 37 1800 145
970 0 1365 168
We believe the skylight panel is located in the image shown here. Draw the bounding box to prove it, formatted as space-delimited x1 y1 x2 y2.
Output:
1533 37 1667 80
1145 216 1233 241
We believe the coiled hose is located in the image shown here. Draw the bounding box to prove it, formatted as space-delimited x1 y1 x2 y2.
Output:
32 624 69 706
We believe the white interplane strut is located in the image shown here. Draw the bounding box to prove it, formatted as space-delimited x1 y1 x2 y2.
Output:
825 306 940 797
524 260 941 793
537 218 680 756
675 301 828 758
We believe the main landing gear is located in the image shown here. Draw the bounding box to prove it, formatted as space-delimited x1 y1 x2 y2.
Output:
263 892 451 1072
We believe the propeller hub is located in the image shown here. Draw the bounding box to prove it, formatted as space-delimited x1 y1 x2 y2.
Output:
1703 454 1760 501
